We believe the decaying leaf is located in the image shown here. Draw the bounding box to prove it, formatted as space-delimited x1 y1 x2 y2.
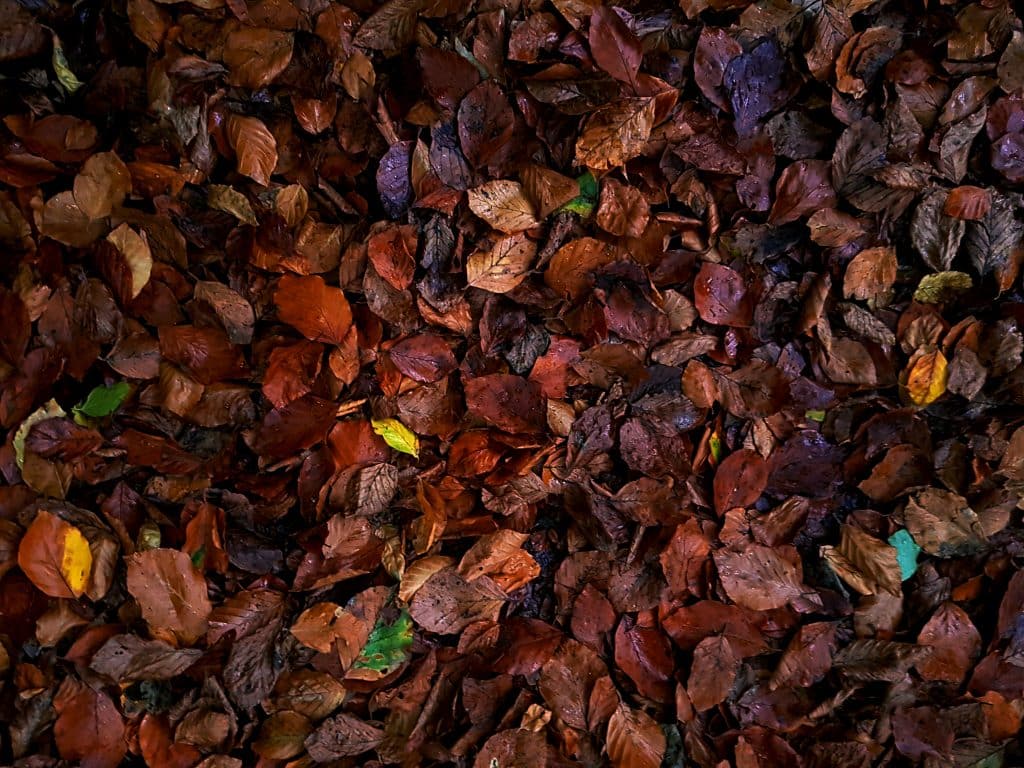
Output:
5 1 1024 764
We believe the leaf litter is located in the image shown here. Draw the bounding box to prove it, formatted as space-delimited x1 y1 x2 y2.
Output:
1 0 1024 766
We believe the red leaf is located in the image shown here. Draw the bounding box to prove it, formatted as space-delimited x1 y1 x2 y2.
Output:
588 7 642 88
694 262 753 327
713 448 768 515
464 374 546 434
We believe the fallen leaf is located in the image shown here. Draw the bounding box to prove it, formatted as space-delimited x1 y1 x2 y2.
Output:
467 180 541 233
226 114 278 186
126 548 212 645
17 509 93 599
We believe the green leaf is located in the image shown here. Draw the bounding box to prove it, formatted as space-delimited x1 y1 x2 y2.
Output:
888 529 921 581
52 36 83 93
351 610 413 677
74 382 132 420
558 172 598 217
805 409 826 422
709 430 723 464
372 418 420 458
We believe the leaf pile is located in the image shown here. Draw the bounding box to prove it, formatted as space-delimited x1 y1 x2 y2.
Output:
1 0 1024 766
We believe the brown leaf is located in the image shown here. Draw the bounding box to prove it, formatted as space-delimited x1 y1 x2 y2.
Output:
694 27 742 111
388 334 457 383
843 246 897 302
224 28 293 89
254 711 311 760
903 488 986 557
226 114 278 186
16 509 92 599
520 164 578 219
54 679 127 768
713 449 768 515
687 635 740 711
821 524 902 596
465 373 546 434
354 0 421 53
90 634 202 681
467 180 541 233
770 621 838 690
768 159 837 225
73 151 131 220
194 281 255 344
126 548 212 645
596 178 650 238
575 98 657 170
588 6 641 88
714 544 809 611
694 262 752 327
607 704 666 768
408 567 505 634
916 602 981 682
545 237 618 299
305 712 384 760
466 233 536 293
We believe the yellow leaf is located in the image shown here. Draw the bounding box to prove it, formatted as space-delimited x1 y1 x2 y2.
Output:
52 36 83 93
905 350 948 407
60 525 93 598
371 418 419 458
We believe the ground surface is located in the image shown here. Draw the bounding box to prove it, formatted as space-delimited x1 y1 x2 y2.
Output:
1 0 1024 766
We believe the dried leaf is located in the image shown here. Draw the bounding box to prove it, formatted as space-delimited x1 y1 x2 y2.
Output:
467 180 541 233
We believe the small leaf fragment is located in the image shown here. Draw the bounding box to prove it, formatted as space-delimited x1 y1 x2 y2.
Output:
52 36 84 93
558 172 598 217
372 418 420 458
888 529 921 581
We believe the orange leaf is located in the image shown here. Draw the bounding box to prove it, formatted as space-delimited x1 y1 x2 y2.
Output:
17 509 93 599
226 114 278 186
274 274 353 344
